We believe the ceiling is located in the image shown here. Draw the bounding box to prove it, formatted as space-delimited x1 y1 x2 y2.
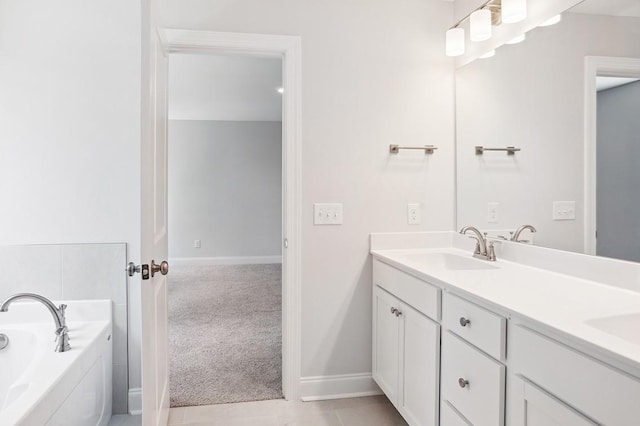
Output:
571 0 640 17
169 53 282 122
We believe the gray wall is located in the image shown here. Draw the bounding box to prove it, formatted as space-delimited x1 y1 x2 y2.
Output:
168 120 282 259
597 81 640 262
0 243 128 414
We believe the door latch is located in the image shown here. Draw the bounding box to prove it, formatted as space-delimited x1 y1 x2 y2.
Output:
127 262 151 280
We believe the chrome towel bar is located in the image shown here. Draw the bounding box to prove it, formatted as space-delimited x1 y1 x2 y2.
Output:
475 146 521 155
389 144 438 154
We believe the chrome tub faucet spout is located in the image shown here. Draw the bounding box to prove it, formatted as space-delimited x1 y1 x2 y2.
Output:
0 293 70 352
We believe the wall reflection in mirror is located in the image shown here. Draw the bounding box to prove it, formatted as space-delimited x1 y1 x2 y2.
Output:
456 0 640 261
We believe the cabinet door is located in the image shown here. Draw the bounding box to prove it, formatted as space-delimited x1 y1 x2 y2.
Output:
399 302 440 426
372 286 401 404
510 375 596 426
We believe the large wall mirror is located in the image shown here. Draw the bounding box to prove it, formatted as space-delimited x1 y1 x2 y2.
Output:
456 0 640 261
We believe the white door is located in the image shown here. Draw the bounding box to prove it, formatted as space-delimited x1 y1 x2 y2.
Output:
141 27 170 426
372 286 400 405
399 302 440 426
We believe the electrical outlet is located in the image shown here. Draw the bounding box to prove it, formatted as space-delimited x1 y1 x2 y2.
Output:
487 202 499 223
314 203 343 225
407 203 421 225
194 239 201 248
553 201 576 220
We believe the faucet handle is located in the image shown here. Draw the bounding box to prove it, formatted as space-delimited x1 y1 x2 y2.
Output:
487 241 497 261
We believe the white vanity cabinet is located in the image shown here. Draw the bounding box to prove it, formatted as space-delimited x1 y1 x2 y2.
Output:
508 325 640 426
372 255 640 426
372 261 441 426
441 293 506 426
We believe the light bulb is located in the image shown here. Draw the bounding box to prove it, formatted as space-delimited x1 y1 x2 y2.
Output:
446 28 465 57
470 9 492 42
502 0 527 24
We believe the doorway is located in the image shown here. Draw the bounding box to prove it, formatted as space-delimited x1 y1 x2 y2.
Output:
157 29 302 407
583 56 640 256
167 52 284 407
595 76 640 261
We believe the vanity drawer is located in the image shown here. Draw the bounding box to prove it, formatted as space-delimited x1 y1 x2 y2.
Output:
510 325 640 426
373 259 440 320
442 292 506 361
441 331 505 426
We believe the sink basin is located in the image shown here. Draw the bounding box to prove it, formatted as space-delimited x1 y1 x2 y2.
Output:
399 252 498 271
585 313 640 346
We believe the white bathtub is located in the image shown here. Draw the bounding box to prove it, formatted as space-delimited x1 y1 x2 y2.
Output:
0 300 112 426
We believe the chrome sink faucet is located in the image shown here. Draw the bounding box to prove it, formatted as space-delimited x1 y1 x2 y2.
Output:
511 224 537 242
0 293 70 352
459 226 497 261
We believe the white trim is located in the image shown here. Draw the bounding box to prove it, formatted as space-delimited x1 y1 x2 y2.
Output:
161 29 303 401
128 388 142 416
300 373 382 401
584 56 640 255
169 256 282 266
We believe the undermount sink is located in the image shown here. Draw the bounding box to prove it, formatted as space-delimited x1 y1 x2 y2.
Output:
584 313 640 346
399 252 498 271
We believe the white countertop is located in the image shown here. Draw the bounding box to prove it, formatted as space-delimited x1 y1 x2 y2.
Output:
371 246 640 376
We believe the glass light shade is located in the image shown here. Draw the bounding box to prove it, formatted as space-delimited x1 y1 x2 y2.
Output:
502 0 527 24
479 50 496 59
446 28 465 57
470 9 492 42
506 34 526 45
539 14 562 27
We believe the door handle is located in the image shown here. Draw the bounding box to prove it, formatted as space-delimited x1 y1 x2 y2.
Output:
151 260 169 277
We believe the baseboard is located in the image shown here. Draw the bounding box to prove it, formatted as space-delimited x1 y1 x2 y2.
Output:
128 388 142 416
169 256 282 266
300 373 382 401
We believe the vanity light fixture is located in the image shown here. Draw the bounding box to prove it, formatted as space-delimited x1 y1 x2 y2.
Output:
445 0 505 57
470 9 492 42
506 34 526 44
502 0 527 24
446 27 465 56
539 14 562 27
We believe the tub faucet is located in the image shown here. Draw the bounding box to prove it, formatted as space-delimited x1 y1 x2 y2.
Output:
0 293 70 352
459 226 496 261
511 224 537 242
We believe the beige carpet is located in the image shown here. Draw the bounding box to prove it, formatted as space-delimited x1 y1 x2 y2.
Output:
168 263 282 407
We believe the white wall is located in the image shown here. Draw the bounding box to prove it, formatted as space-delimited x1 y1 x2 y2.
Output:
456 12 640 253
0 0 143 398
168 120 282 260
160 0 456 384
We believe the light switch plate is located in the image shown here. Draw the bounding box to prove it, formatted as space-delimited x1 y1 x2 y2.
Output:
314 203 343 225
553 201 576 220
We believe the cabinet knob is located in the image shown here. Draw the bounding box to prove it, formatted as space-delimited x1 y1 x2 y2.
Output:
459 317 471 327
395 310 402 317
458 378 469 388
390 307 397 315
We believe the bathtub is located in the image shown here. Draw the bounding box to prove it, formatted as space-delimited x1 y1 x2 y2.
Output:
0 300 112 426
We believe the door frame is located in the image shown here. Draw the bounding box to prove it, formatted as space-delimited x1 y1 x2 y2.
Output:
583 56 640 255
160 29 302 400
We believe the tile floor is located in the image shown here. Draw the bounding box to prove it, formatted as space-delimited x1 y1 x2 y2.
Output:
108 395 408 426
